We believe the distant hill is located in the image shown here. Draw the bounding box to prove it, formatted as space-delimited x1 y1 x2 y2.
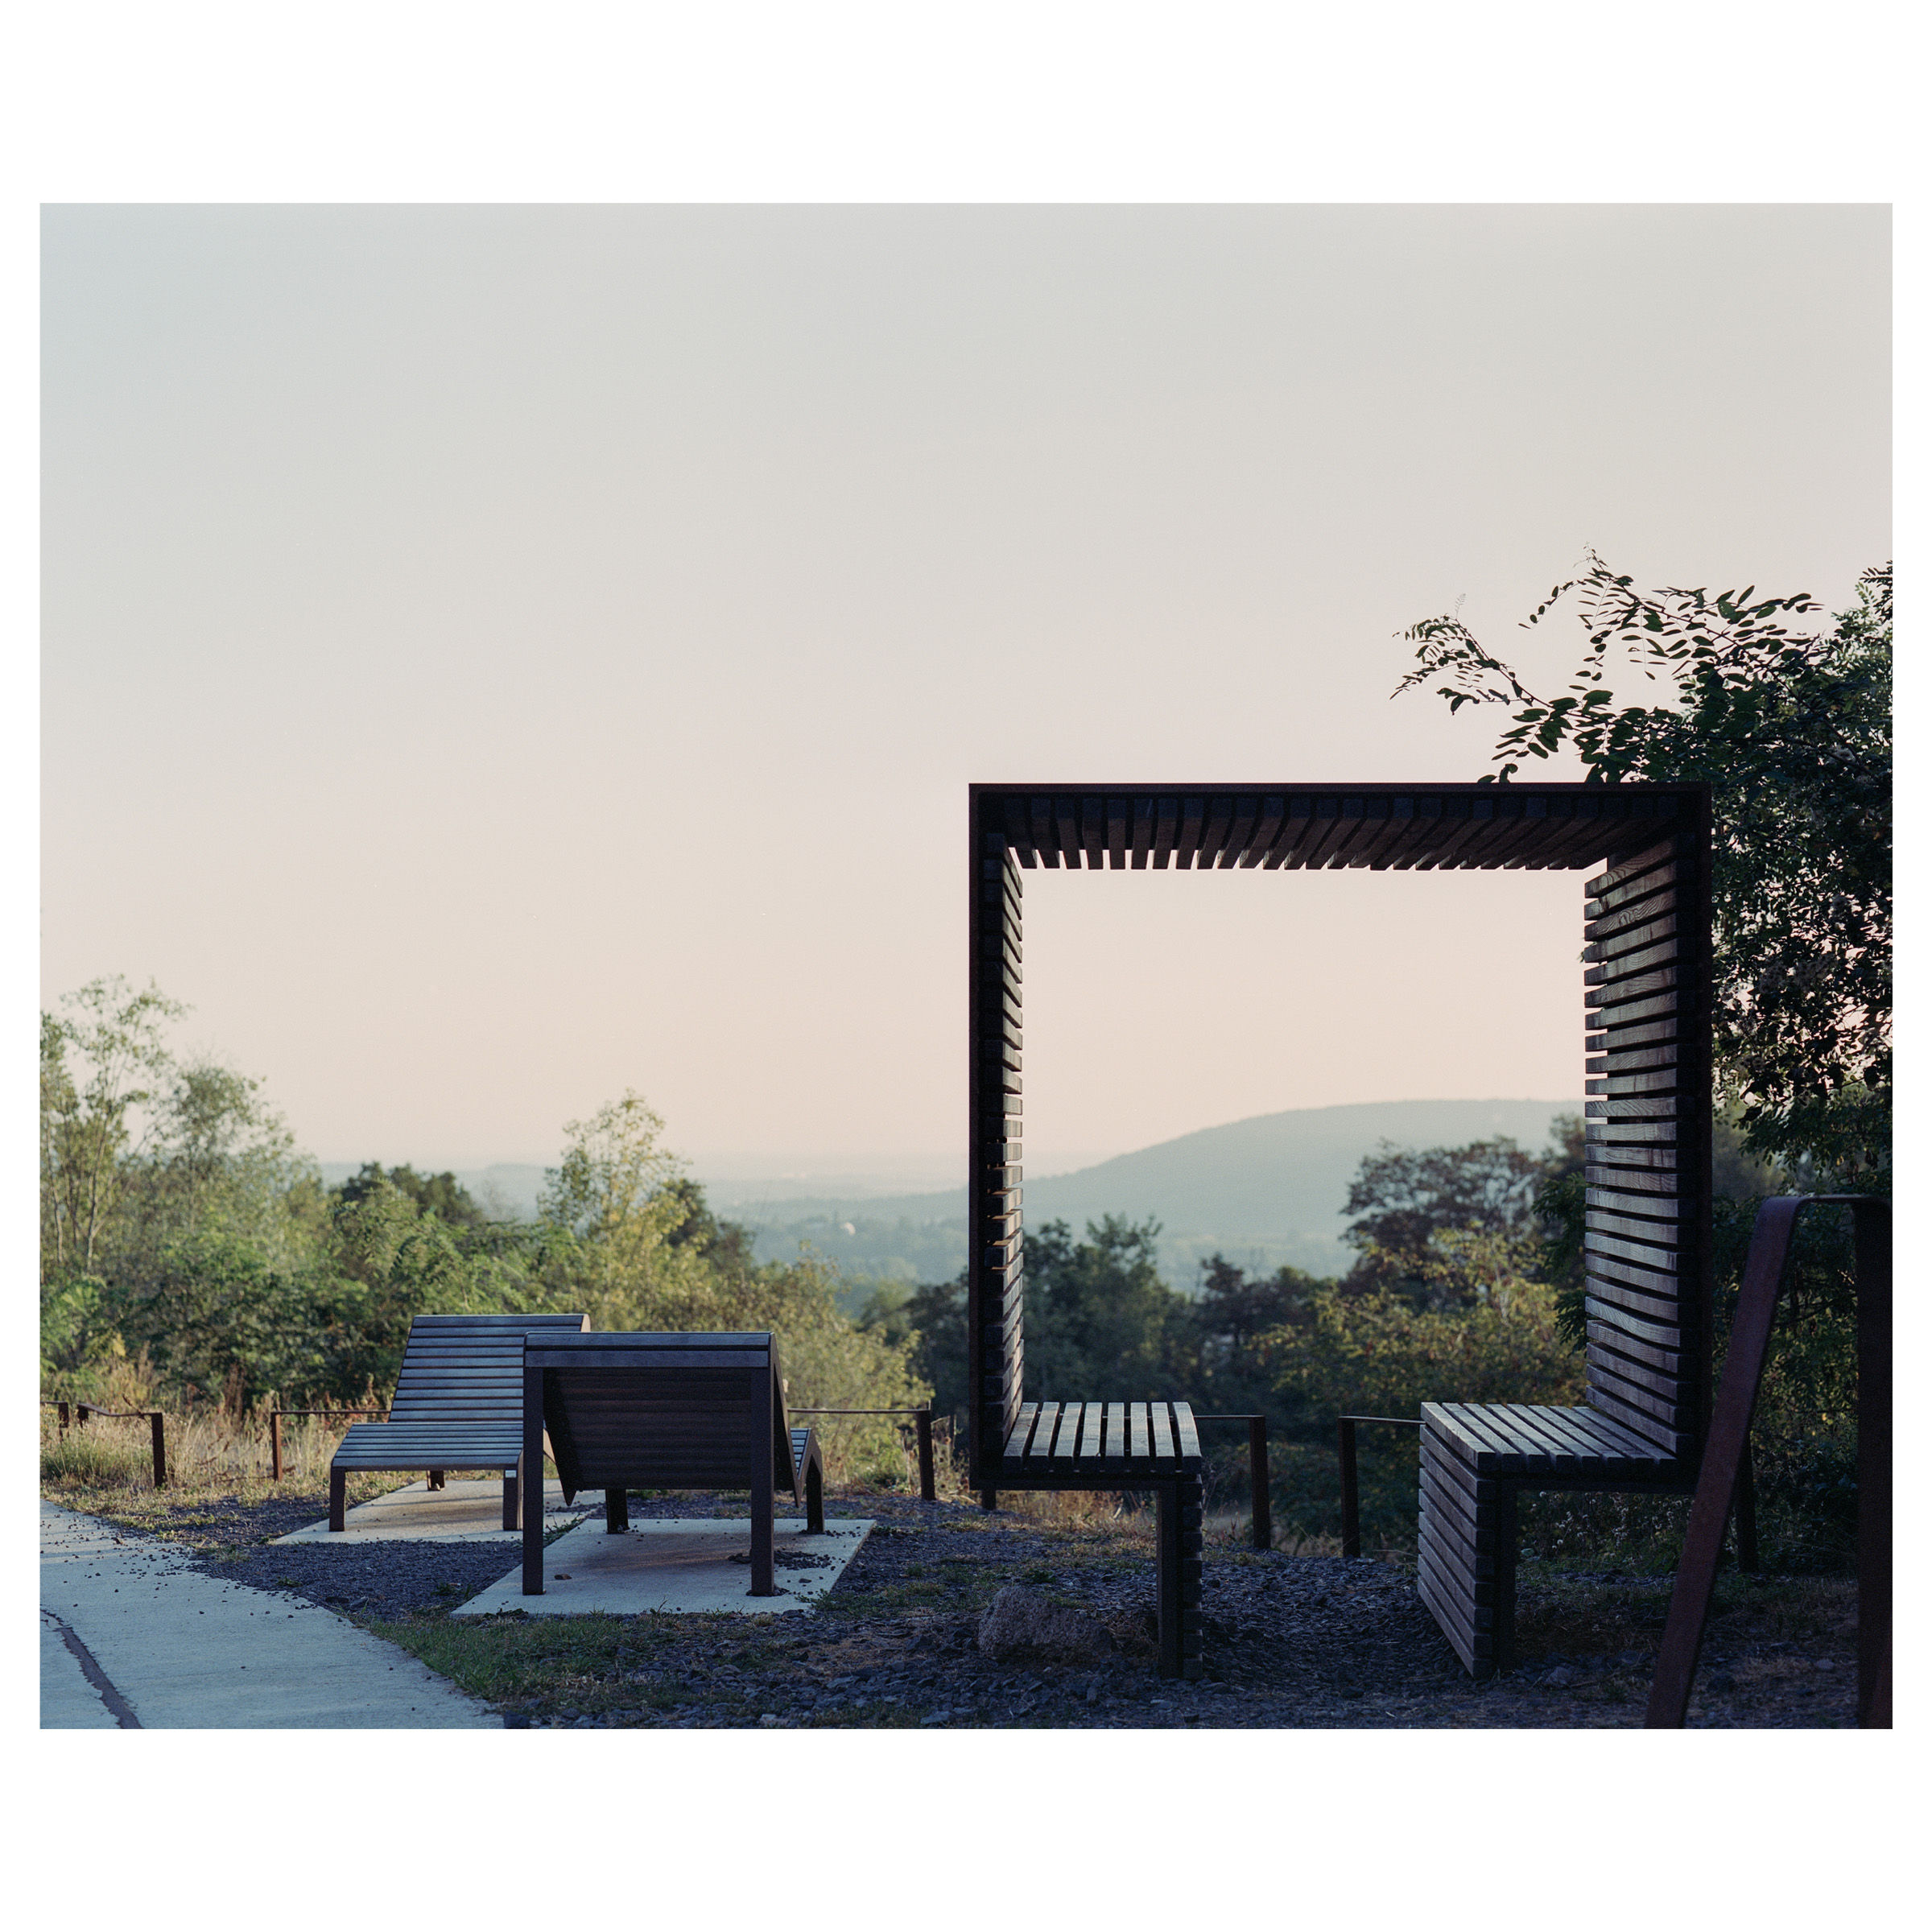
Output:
729 1097 1581 1290
316 1098 1581 1291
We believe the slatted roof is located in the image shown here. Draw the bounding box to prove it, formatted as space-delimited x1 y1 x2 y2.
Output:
972 781 1699 873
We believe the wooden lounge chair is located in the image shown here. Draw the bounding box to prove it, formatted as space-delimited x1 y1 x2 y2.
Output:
328 1312 590 1531
520 1330 824 1598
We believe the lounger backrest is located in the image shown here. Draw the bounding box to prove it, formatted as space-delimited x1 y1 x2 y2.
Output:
389 1312 590 1426
526 1330 801 1501
1581 832 1711 1462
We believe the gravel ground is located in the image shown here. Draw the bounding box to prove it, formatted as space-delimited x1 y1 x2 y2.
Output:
58 1484 1860 1729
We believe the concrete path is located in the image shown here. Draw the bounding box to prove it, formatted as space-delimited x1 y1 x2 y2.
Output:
40 1501 499 1729
456 1515 873 1617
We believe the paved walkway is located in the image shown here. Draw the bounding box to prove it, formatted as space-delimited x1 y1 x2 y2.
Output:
40 1501 499 1728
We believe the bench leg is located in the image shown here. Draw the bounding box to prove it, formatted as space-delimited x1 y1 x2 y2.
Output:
328 1467 347 1533
1493 1482 1519 1676
427 1469 445 1492
522 1364 545 1596
749 1366 776 1595
1157 1482 1180 1678
503 1463 520 1532
979 1488 998 1511
605 1487 629 1533
805 1458 824 1534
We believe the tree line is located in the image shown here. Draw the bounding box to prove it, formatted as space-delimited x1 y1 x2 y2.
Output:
39 989 925 1478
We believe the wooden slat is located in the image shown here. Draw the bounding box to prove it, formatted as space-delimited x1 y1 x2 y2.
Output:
1584 1228 1679 1273
1586 1320 1682 1377
1587 1203 1682 1244
1583 1385 1690 1457
1150 1405 1176 1460
1173 1404 1201 1460
1106 1402 1126 1458
1584 1292 1683 1352
1585 836 1680 900
1129 1403 1150 1459
1585 1344 1686 1406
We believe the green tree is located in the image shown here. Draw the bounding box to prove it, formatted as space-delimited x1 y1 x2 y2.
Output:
1394 558 1891 1177
1341 1119 1583 1305
40 976 186 1278
1024 1216 1193 1402
336 1162 489 1231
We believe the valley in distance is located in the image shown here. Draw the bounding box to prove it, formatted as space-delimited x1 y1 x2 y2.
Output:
324 1098 1580 1296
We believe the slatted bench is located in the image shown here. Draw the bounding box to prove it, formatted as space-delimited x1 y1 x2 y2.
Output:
328 1312 589 1532
997 1400 1206 1679
1417 830 1711 1677
520 1330 824 1599
965 781 1713 1686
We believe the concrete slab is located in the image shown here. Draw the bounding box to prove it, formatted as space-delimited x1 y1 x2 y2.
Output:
271 1476 591 1544
452 1517 874 1618
40 1501 499 1728
42 1612 122 1728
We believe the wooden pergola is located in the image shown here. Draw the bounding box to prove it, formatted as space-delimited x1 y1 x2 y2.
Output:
967 780 1713 1675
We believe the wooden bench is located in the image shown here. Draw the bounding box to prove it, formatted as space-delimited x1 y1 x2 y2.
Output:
1417 832 1711 1676
995 1400 1206 1680
965 782 1711 1684
328 1312 589 1531
519 1330 824 1599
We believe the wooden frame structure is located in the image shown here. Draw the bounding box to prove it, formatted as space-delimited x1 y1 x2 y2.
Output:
968 781 1712 1679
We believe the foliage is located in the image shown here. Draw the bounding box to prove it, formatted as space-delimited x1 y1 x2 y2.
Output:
1268 1237 1583 1424
41 976 186 1275
1394 556 1891 1175
336 1161 489 1230
1341 1118 1583 1303
39 994 927 1465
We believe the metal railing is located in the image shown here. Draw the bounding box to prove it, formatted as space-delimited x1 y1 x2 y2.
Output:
1193 1414 1274 1551
50 1402 169 1488
1336 1414 1421 1558
1647 1195 1891 1730
269 1409 387 1480
789 1406 938 1501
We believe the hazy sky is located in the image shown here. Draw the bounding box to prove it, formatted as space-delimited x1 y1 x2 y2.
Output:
41 205 1889 1177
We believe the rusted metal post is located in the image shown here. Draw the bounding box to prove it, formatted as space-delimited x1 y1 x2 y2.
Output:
149 1411 167 1488
76 1403 89 1428
915 1406 935 1502
1854 1198 1891 1728
1339 1417 1360 1559
58 1402 69 1436
270 1411 283 1481
1248 1417 1271 1551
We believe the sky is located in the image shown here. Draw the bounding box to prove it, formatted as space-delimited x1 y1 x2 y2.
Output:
40 204 1891 1180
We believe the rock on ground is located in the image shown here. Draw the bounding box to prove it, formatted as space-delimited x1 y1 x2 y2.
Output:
978 1585 1117 1666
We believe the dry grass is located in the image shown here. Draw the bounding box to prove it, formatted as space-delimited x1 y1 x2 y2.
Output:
39 1394 398 1522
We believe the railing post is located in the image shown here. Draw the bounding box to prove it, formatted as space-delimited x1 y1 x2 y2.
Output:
1338 1417 1360 1558
270 1411 283 1481
76 1404 89 1429
149 1412 167 1488
58 1402 69 1436
915 1406 935 1502
1853 1197 1891 1728
1248 1417 1271 1551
